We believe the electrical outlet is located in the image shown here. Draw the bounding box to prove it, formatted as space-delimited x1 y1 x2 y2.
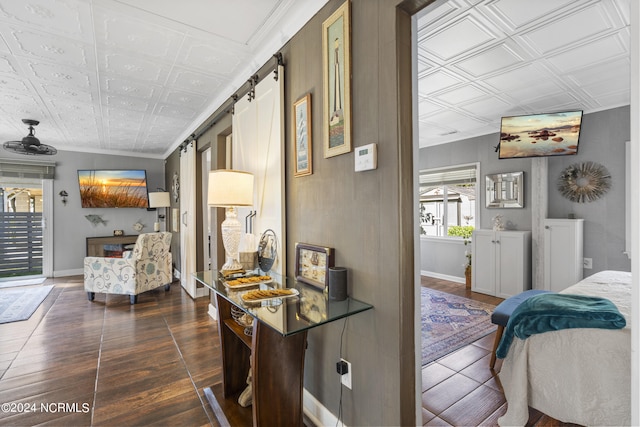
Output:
339 358 351 389
583 257 593 269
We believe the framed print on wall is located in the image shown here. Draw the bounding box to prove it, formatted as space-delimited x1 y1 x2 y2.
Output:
295 243 335 289
322 1 351 158
293 93 312 177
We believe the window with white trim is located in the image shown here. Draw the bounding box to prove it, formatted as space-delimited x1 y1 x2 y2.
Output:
419 163 478 239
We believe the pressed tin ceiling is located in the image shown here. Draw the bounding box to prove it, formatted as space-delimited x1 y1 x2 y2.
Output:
0 0 631 157
416 0 630 147
0 0 327 158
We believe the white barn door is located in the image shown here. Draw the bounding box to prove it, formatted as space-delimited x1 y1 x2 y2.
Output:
180 143 207 298
232 66 286 276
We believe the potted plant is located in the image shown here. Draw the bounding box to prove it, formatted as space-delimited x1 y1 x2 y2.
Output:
448 225 474 289
464 243 472 289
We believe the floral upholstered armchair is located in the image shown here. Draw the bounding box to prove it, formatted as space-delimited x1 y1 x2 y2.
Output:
84 232 173 304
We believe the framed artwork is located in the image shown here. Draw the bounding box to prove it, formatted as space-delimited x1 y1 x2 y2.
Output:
293 93 312 177
486 171 524 208
322 1 351 158
294 243 335 289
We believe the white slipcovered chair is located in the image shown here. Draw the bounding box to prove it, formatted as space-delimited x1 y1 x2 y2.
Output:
84 232 173 304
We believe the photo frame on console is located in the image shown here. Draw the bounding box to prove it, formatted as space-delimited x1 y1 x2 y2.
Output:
294 243 334 289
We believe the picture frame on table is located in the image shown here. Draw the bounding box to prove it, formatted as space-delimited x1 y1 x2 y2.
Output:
322 1 351 158
293 93 312 177
294 243 334 289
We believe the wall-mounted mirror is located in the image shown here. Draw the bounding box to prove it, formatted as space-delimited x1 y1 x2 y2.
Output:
486 171 524 208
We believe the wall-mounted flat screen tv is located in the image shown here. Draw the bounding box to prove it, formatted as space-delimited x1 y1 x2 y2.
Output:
78 169 149 208
498 110 583 159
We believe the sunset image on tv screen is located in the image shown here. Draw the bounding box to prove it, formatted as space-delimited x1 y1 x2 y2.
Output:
499 111 582 158
78 170 148 208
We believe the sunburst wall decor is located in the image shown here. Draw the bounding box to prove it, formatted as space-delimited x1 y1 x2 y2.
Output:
557 161 611 203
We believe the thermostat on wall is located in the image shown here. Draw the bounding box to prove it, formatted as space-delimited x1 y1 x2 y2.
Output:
354 143 377 172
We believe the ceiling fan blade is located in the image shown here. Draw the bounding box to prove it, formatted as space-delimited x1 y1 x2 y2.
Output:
2 119 57 155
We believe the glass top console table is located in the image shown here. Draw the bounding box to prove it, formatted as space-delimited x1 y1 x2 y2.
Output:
194 270 372 427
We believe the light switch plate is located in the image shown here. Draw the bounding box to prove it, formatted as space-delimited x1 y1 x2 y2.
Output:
354 143 377 172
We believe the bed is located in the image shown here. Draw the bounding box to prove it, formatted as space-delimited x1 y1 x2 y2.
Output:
498 270 632 427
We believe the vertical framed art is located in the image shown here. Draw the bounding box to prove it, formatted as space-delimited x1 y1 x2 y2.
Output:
293 93 312 177
322 1 351 158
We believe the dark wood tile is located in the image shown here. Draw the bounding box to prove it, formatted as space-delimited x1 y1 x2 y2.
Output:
422 373 482 414
421 275 583 427
436 343 490 372
0 277 219 427
421 363 456 391
439 384 505 426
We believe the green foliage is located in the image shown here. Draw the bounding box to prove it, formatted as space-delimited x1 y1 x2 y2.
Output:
447 225 474 239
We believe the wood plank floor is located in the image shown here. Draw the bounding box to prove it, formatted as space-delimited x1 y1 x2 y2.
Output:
0 275 581 426
421 276 581 427
0 276 221 427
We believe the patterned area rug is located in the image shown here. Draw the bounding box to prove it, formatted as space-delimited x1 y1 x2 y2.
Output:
421 287 497 366
0 285 53 324
0 277 46 289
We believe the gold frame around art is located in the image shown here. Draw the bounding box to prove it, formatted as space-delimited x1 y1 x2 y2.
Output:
322 1 351 158
293 93 312 177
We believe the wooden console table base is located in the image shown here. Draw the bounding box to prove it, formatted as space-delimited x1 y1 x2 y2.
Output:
205 294 307 427
193 270 372 427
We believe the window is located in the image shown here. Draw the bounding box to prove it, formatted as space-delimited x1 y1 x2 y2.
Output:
419 163 478 238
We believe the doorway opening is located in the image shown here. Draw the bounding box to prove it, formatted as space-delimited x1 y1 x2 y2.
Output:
0 183 43 279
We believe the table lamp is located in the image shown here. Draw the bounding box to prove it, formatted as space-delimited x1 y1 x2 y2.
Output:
208 170 254 272
148 191 171 232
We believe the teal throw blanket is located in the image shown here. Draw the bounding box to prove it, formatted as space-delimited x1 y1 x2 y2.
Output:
496 293 626 359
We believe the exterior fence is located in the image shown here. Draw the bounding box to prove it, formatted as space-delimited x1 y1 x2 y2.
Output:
0 212 43 277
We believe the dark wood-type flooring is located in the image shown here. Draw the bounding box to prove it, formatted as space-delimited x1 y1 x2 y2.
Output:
421 276 580 427
0 275 580 426
0 276 220 426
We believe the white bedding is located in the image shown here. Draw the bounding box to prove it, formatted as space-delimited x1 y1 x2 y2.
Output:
498 270 632 427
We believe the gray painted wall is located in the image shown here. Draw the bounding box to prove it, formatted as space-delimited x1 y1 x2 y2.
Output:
419 106 631 278
548 105 631 272
51 150 164 275
419 133 533 230
279 1 416 424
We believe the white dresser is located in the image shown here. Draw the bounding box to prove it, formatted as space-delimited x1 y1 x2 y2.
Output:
544 218 584 292
471 229 531 298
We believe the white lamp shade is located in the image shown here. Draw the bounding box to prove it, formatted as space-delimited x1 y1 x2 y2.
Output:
208 170 254 207
148 191 171 208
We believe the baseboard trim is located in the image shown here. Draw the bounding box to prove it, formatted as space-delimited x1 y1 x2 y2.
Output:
195 286 209 298
53 268 83 277
208 303 218 321
420 270 465 284
303 388 345 427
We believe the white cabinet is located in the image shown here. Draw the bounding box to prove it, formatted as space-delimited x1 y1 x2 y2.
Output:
544 219 583 292
471 230 531 298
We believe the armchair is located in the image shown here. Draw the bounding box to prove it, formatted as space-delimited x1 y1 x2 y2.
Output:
84 232 173 304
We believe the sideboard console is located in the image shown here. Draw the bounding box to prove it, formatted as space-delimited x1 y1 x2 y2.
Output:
86 235 138 257
193 270 373 427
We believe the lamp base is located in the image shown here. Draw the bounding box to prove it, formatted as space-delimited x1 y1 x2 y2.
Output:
220 207 243 272
221 260 244 272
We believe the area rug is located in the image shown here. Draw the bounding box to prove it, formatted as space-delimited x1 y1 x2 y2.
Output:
0 285 53 324
421 287 496 366
0 277 46 289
